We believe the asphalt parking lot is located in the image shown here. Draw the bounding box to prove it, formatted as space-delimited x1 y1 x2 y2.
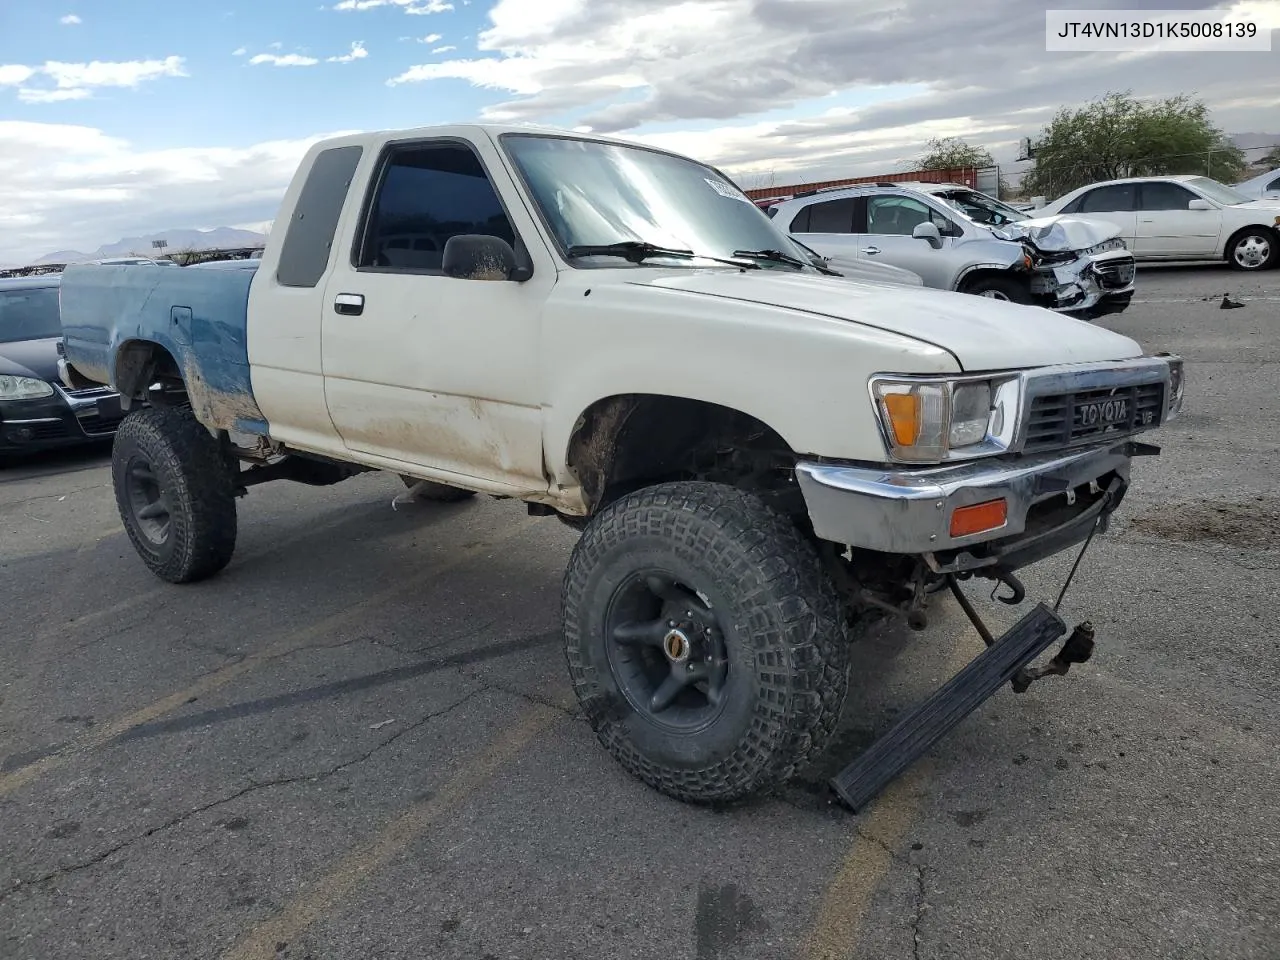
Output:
2 262 1278 960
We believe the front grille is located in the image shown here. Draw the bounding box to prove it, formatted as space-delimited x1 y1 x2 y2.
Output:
1023 381 1164 453
63 385 115 399
1093 255 1136 289
20 420 72 441
76 409 125 436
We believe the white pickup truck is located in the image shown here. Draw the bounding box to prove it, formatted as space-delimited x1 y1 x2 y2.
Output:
58 124 1184 809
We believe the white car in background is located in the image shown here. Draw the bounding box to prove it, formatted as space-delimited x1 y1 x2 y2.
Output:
1233 167 1280 201
1035 175 1280 271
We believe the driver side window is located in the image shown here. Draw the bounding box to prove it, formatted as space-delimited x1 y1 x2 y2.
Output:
356 142 516 273
865 196 957 236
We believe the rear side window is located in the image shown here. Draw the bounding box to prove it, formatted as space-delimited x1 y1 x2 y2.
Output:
355 142 516 273
1267 176 1280 192
277 145 364 288
0 286 60 343
790 197 855 233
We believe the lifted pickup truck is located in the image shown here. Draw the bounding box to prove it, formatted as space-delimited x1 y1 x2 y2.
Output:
59 124 1184 809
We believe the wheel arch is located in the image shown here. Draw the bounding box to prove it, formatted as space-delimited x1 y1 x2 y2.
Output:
954 263 1024 293
1223 223 1279 264
563 394 803 517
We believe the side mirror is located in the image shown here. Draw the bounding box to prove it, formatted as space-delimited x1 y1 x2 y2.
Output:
442 235 519 281
912 221 943 248
1187 198 1213 211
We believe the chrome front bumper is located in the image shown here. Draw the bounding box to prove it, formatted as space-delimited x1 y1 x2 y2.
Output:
795 442 1143 559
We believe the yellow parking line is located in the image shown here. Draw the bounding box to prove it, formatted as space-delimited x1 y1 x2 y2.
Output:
799 614 984 960
0 516 542 798
218 701 560 960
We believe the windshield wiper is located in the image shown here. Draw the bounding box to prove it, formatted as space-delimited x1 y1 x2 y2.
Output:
565 241 758 268
731 248 807 269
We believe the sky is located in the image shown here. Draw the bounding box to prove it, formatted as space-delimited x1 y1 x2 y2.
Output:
1 0 1279 264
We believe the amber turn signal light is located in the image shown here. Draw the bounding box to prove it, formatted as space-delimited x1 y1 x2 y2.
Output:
949 498 1008 538
880 393 921 445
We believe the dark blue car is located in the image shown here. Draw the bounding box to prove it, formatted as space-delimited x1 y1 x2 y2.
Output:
0 274 124 458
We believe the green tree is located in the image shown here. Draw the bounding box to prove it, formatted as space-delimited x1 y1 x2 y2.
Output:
1022 91 1247 199
913 137 994 172
1261 146 1280 168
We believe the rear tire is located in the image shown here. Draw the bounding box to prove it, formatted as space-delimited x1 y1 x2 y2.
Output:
397 474 476 502
1225 227 1277 271
112 406 237 584
962 275 1033 304
562 481 851 804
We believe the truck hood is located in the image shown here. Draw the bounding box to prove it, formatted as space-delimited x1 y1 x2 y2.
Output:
992 215 1122 252
628 270 1143 371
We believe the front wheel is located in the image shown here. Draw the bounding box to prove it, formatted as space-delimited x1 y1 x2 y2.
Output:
1226 228 1277 271
562 482 851 804
962 275 1033 303
112 406 237 583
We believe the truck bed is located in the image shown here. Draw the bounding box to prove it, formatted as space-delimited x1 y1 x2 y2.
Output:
59 261 268 432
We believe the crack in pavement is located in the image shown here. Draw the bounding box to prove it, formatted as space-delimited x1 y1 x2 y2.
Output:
0 482 110 515
0 686 490 904
911 865 927 960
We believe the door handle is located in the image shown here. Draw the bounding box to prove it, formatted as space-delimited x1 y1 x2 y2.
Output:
864 246 881 255
334 293 364 316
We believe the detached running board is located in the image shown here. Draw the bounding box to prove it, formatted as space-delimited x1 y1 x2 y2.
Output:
829 602 1067 812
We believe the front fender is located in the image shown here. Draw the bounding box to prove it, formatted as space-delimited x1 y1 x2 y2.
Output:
539 277 960 489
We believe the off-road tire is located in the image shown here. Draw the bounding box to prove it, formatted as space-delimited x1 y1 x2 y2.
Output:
112 406 237 583
398 474 476 502
1225 227 1277 271
961 275 1033 304
562 481 851 804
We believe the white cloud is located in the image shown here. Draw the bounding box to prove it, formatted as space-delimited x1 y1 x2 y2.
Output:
334 0 453 12
418 33 443 43
232 47 248 56
250 52 321 67
431 45 456 53
59 13 81 25
269 41 283 49
18 87 93 103
327 41 369 62
383 0 1280 154
0 120 356 264
42 56 187 90
2 56 186 103
0 65 37 86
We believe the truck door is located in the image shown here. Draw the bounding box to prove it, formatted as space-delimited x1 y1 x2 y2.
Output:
319 137 554 491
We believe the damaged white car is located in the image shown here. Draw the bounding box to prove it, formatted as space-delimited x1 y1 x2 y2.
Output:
765 182 1136 319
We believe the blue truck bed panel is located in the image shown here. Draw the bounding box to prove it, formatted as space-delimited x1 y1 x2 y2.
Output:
59 262 268 433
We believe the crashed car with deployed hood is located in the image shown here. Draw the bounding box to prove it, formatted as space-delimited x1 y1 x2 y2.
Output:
766 181 1136 319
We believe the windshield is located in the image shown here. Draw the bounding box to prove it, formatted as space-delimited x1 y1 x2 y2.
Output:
1187 177 1252 206
0 286 60 343
501 133 817 270
935 189 1029 226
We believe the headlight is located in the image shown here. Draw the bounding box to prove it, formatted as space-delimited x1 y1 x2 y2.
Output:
0 375 54 400
871 376 1013 462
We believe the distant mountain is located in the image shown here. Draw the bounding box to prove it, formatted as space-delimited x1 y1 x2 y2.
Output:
1231 132 1280 151
35 227 268 266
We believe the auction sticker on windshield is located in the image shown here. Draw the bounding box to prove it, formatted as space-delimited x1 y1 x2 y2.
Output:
704 178 754 203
